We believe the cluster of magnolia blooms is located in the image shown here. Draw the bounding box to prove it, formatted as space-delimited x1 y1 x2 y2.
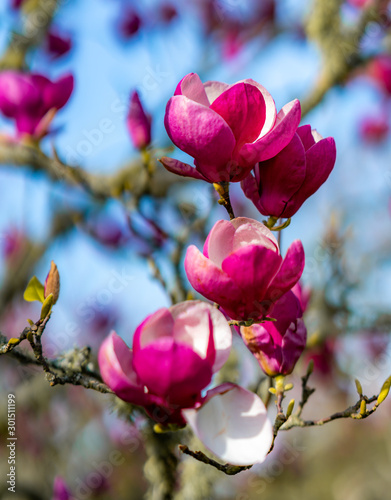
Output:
98 74 337 466
0 69 336 465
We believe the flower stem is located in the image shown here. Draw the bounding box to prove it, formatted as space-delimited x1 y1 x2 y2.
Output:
213 182 235 220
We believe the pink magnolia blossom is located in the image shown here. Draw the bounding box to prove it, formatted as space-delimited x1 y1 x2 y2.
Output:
185 217 305 321
241 125 336 219
99 301 274 464
359 115 389 143
46 30 72 59
161 73 301 183
99 300 232 424
240 290 307 376
127 91 151 149
0 71 74 138
292 280 311 312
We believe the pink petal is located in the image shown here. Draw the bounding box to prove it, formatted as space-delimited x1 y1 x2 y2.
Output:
183 384 273 465
230 217 279 253
254 132 306 218
221 245 282 301
44 73 74 111
159 157 208 181
127 90 151 149
0 72 40 117
239 99 301 165
174 73 209 106
210 82 266 150
265 240 305 304
164 95 236 171
241 173 263 213
172 305 214 359
170 300 232 372
203 80 230 104
296 124 316 151
185 245 243 308
133 338 213 406
288 137 336 212
98 332 150 406
240 78 277 137
133 308 175 351
204 219 236 267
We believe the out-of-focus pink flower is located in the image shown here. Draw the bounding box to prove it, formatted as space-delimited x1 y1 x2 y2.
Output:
240 291 307 377
306 339 336 377
46 30 72 59
119 9 142 38
346 0 372 7
369 55 391 95
0 71 74 138
185 217 305 321
11 0 24 9
127 91 151 149
99 300 232 423
159 4 178 23
359 115 389 143
161 73 301 183
292 280 311 312
242 125 336 219
3 228 26 260
52 477 71 500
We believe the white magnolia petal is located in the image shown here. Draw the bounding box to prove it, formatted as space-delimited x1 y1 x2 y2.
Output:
184 384 273 466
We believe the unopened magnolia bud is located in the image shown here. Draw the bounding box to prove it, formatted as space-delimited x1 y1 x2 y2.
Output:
44 261 60 304
359 399 367 417
377 376 391 406
306 359 314 376
286 399 295 418
284 383 294 392
355 379 363 396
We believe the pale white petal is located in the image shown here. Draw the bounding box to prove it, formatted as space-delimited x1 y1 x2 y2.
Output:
184 384 273 466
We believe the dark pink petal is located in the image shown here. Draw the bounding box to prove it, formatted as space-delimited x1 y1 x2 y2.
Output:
15 115 41 135
280 318 307 374
47 31 72 59
204 219 236 267
221 245 282 299
265 240 305 304
254 133 306 218
287 137 336 213
239 99 301 165
44 73 74 111
164 95 236 170
174 73 209 106
98 332 151 406
159 157 208 181
133 338 213 406
241 173 263 212
133 308 175 352
210 82 266 150
185 245 243 307
193 158 248 183
127 90 151 149
296 124 316 151
183 384 273 465
52 476 71 500
203 80 230 104
240 78 276 136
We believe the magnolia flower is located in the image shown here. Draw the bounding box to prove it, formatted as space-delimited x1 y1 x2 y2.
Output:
0 71 74 138
127 91 151 149
99 300 274 465
359 115 389 143
241 125 336 219
241 291 307 376
161 73 301 183
99 301 232 423
185 217 305 321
